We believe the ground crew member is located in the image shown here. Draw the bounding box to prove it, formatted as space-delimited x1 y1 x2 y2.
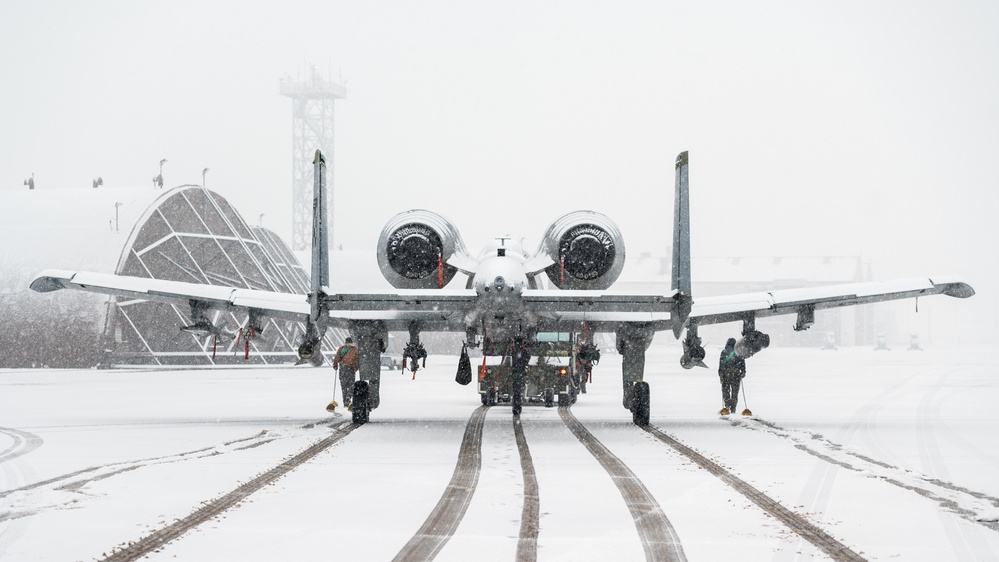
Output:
333 337 360 409
718 338 746 414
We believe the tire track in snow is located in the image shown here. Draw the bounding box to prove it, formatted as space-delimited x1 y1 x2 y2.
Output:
643 424 866 562
738 413 999 533
915 373 998 559
513 414 539 562
0 427 44 464
0 427 43 556
97 418 355 562
760 365 931 562
392 406 488 562
560 407 687 562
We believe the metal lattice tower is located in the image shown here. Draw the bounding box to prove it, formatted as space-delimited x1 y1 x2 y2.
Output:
280 68 346 251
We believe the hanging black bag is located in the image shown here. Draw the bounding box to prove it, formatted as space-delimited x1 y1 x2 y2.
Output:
455 343 472 385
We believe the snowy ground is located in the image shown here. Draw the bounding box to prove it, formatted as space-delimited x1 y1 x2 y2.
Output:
1 343 998 561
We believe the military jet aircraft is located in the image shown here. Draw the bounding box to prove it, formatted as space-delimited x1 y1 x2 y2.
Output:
31 151 975 425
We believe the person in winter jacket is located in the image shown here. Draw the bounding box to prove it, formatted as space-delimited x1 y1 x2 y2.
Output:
718 338 746 414
333 337 360 408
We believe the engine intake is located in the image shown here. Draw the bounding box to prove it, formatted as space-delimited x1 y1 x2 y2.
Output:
537 211 625 290
377 210 469 289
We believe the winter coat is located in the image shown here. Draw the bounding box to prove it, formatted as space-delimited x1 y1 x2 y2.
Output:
718 342 746 380
333 343 359 371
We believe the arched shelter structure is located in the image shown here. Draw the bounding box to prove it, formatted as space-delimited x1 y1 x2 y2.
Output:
0 185 337 367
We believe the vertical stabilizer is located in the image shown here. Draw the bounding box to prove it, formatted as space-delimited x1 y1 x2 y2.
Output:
311 150 330 293
297 150 330 365
309 150 330 335
671 151 692 338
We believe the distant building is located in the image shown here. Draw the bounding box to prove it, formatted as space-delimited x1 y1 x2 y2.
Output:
0 185 339 368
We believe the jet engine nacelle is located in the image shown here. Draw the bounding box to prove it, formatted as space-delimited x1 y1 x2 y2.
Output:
377 210 469 289
538 211 626 290
736 330 770 358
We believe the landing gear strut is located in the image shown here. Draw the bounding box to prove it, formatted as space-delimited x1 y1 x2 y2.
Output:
352 320 387 420
617 324 654 426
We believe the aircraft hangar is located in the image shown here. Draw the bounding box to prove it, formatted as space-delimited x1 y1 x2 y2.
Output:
0 184 339 368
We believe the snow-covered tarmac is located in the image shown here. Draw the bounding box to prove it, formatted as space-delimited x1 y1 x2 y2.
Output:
2 344 998 561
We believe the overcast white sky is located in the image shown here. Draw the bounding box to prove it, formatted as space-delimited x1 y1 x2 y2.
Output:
2 1 997 326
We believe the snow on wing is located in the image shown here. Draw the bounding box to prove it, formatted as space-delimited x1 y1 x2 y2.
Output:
691 276 975 326
30 269 310 321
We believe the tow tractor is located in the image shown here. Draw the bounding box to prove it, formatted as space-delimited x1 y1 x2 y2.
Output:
477 332 583 408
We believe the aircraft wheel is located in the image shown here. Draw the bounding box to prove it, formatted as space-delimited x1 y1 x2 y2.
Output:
480 392 488 406
487 387 497 406
352 381 370 425
631 381 650 426
544 388 555 408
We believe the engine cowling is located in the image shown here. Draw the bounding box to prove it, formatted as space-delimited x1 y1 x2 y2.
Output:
537 211 625 290
377 210 469 289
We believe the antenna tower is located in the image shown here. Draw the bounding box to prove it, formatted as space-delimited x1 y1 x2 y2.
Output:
279 67 346 250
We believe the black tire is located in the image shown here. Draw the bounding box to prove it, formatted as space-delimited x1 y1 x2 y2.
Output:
544 388 555 408
487 387 497 406
558 392 570 407
631 381 650 426
352 381 370 425
480 391 488 406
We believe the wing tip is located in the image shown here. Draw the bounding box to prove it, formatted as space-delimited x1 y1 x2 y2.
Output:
30 276 66 293
941 283 975 299
930 276 976 298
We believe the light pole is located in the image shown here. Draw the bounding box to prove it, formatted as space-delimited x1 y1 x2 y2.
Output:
154 159 167 188
202 168 209 187
114 202 123 232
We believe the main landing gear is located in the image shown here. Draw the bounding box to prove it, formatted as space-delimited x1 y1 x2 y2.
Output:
631 381 650 426
617 325 653 427
348 320 387 426
352 381 370 424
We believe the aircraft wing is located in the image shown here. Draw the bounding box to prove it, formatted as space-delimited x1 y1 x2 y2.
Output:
322 290 477 331
690 276 975 327
319 289 679 332
29 271 679 333
523 290 677 332
30 269 311 322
